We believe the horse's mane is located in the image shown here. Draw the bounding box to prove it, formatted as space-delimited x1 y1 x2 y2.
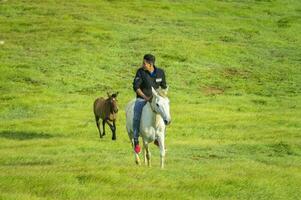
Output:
157 88 168 98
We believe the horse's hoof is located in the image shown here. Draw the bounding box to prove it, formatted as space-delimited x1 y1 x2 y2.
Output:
112 138 116 140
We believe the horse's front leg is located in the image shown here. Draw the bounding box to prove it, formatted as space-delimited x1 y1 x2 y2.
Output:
143 144 147 165
143 141 151 167
157 134 165 169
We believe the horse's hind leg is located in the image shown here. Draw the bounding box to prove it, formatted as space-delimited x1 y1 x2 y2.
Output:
95 116 102 138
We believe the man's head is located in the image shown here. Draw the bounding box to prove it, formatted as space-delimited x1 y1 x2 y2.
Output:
143 54 155 72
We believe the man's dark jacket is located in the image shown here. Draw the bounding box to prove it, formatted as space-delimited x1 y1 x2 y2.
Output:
133 66 167 99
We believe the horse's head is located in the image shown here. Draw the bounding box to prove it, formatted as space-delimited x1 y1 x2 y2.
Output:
151 87 171 125
107 92 119 113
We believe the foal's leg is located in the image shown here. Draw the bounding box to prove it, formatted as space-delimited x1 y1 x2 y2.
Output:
106 121 116 140
102 119 106 136
95 116 102 138
109 120 116 140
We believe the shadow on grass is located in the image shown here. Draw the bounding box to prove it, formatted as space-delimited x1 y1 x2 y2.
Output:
0 131 54 140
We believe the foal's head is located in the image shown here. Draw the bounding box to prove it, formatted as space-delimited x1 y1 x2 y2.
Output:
107 92 119 113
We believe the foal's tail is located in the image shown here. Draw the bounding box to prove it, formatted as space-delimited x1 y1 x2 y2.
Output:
93 97 105 117
93 98 99 116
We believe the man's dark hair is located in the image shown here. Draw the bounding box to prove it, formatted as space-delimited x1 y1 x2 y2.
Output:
143 54 155 66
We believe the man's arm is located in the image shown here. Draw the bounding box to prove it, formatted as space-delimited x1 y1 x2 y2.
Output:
136 88 151 101
133 69 151 101
133 70 142 92
160 70 167 89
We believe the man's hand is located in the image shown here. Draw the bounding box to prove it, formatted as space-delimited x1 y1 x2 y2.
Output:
136 89 151 102
144 96 151 102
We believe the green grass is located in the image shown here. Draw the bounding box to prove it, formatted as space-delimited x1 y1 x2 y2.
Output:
0 0 300 199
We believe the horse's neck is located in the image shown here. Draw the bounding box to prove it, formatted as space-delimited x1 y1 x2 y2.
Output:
143 103 162 128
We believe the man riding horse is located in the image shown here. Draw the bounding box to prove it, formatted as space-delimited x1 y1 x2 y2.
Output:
132 54 168 153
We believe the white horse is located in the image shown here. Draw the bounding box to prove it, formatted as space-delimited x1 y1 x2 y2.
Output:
125 87 171 168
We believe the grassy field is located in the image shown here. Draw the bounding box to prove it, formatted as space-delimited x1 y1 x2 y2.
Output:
1 0 301 199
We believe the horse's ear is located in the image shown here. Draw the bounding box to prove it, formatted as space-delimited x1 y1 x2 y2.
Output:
111 92 118 98
165 86 169 93
151 87 158 97
161 86 168 96
157 86 168 97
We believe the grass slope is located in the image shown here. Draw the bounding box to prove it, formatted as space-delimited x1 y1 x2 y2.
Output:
0 0 300 199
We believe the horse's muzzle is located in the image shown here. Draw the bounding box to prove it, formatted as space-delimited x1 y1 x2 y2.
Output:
164 119 171 125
